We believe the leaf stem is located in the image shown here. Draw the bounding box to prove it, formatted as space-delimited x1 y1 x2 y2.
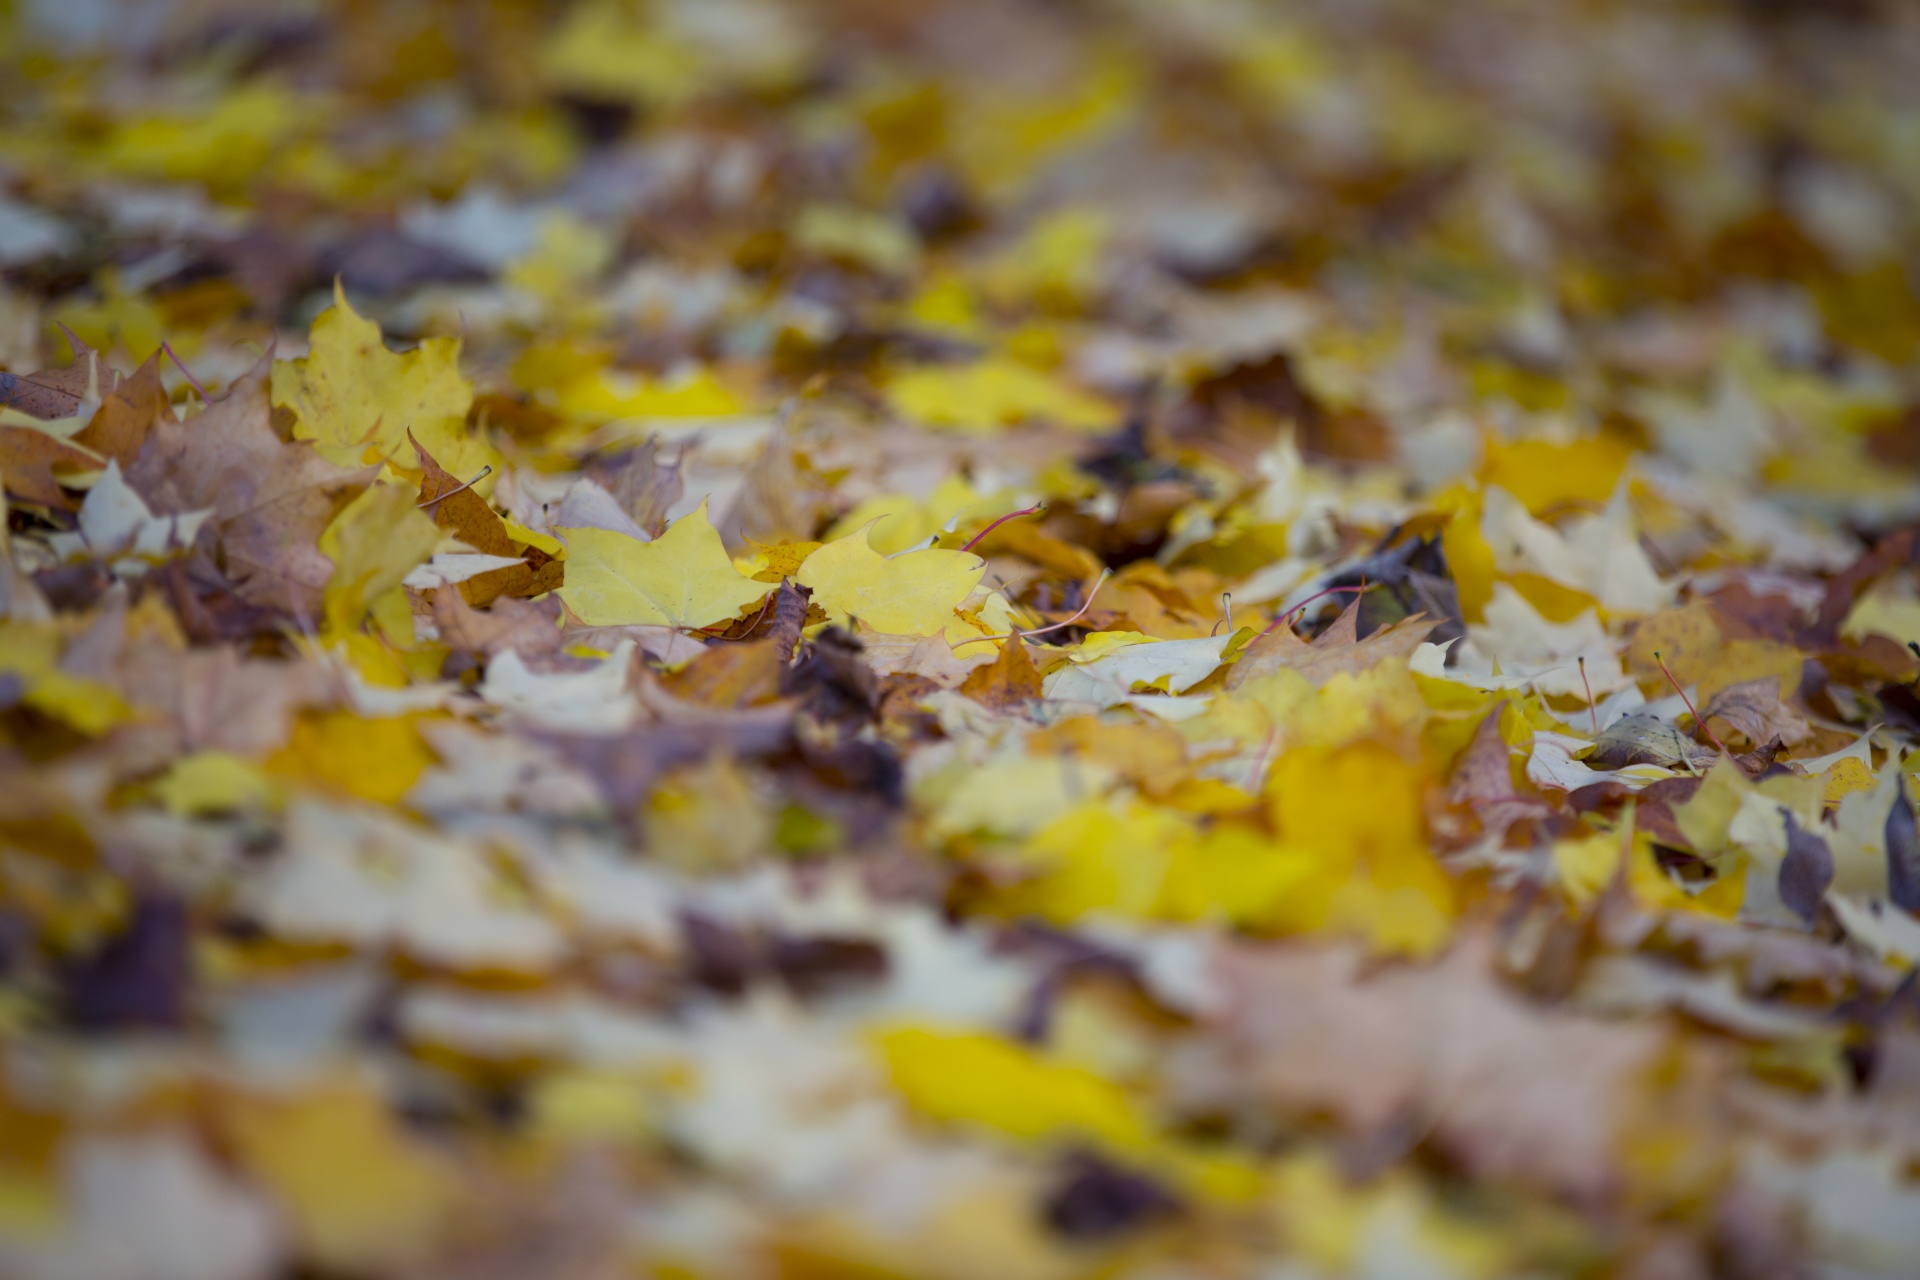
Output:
418 466 493 510
1652 649 1732 758
959 503 1046 553
952 568 1110 649
161 341 212 403
1260 583 1370 637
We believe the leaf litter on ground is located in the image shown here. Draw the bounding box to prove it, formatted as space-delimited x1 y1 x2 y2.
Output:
3 1 1920 1278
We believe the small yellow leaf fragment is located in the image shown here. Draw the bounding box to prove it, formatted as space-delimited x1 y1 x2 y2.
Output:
552 365 745 423
558 499 772 629
216 1078 461 1272
153 751 276 816
874 1026 1151 1151
0 622 130 735
795 522 984 635
889 357 1113 433
1822 756 1876 804
528 1071 652 1143
1554 829 1626 906
267 712 438 806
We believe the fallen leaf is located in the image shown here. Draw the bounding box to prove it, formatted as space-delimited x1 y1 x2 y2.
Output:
129 352 374 616
1701 676 1811 748
959 635 1044 710
430 586 561 659
73 351 167 466
1887 777 1920 914
318 481 441 633
1173 934 1666 1202
1779 810 1834 925
1226 601 1434 690
46 459 210 567
215 1077 463 1272
795 522 984 636
559 499 771 629
1445 708 1548 841
1586 713 1714 771
1043 632 1230 706
0 423 101 509
412 433 561 606
271 280 494 481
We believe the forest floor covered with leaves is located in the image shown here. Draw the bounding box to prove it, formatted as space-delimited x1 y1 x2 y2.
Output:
4 0 1920 1276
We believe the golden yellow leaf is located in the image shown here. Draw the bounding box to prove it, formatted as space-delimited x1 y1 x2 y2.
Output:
888 357 1112 433
558 498 771 628
796 521 984 635
152 751 277 816
318 482 441 635
266 712 438 805
271 280 494 482
1479 435 1634 517
216 1077 461 1272
874 1026 1151 1151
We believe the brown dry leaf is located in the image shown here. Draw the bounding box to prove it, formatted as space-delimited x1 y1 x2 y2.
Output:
0 368 88 419
1175 933 1666 1202
586 437 683 538
959 635 1044 710
661 639 785 707
1445 708 1547 841
73 352 167 466
68 599 335 754
1226 602 1435 690
0 424 101 509
128 352 373 617
412 433 561 606
1699 676 1811 748
431 586 563 659
1 331 125 418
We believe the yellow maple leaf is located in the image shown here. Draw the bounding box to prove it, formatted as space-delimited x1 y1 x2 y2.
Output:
1265 742 1456 956
889 357 1113 433
823 474 986 556
267 711 438 805
558 498 771 629
552 365 745 422
318 482 441 636
795 521 984 635
271 281 495 483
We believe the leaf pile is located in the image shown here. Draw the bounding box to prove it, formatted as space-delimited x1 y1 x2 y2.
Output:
4 1 1920 1277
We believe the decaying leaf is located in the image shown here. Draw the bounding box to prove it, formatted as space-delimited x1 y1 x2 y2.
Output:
1226 602 1434 690
129 353 374 616
1701 676 1811 748
1888 777 1920 914
1779 810 1834 925
8 5 1920 1277
959 634 1044 710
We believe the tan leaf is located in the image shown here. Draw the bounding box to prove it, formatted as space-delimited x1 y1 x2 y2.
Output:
959 634 1044 710
74 352 167 466
1226 601 1435 690
1173 933 1666 1202
1700 676 1811 748
128 352 374 617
